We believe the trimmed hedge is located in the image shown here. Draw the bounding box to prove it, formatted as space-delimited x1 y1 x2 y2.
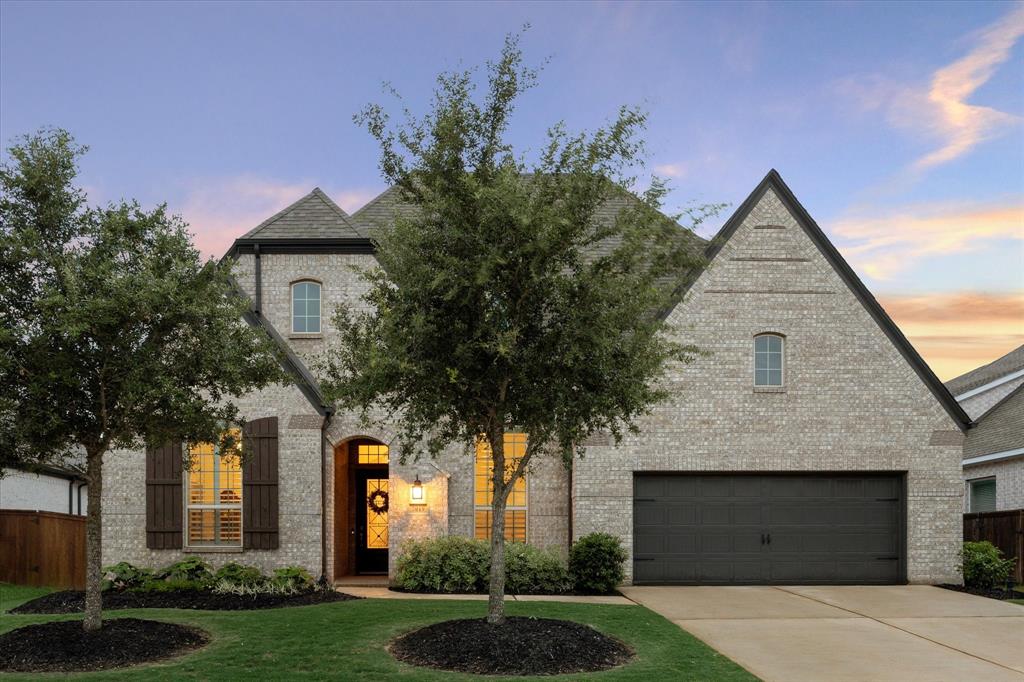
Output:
569 532 626 594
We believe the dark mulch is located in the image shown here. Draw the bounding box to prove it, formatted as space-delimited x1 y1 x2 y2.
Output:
0 618 208 673
10 588 359 614
390 616 633 676
939 583 1018 600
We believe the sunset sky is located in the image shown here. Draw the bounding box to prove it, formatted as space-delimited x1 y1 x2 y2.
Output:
1 1 1022 380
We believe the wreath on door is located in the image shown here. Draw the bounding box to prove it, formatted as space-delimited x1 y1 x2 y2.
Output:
367 489 389 514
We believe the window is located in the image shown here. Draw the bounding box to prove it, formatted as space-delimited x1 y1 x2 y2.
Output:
969 478 996 513
291 281 321 334
357 443 389 464
474 432 527 542
186 433 242 547
754 334 784 387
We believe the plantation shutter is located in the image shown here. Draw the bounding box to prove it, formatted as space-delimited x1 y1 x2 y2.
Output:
243 416 279 549
970 479 997 513
146 441 184 549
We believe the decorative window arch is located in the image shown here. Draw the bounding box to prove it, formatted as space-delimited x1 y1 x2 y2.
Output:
754 333 784 387
291 280 321 334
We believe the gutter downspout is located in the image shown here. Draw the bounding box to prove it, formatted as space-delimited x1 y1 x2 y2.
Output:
254 243 262 314
320 407 334 581
68 479 74 515
77 481 87 516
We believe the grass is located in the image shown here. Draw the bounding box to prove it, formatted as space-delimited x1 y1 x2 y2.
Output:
0 584 755 681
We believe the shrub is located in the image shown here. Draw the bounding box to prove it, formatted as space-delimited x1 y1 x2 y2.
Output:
101 562 154 591
138 578 207 593
212 578 301 596
962 541 1016 589
504 543 571 594
570 532 626 594
394 537 489 593
271 566 315 591
155 556 213 584
214 562 265 587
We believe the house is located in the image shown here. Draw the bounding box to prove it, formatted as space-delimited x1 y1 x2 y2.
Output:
946 345 1024 513
0 463 88 516
100 170 969 586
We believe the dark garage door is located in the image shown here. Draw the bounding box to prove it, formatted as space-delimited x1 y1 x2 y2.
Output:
633 473 904 585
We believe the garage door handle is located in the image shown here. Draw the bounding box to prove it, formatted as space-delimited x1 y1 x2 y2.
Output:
634 498 656 502
875 498 899 501
634 557 655 562
875 557 899 560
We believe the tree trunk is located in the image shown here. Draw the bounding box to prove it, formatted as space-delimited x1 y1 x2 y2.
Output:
83 448 104 632
487 429 507 625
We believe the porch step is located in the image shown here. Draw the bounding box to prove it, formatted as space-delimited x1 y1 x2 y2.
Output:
334 575 389 588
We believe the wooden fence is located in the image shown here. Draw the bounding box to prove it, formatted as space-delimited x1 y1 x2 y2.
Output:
964 509 1024 584
0 510 86 590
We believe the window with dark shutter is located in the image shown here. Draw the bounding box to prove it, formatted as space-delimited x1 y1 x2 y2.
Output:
243 416 279 549
146 441 184 549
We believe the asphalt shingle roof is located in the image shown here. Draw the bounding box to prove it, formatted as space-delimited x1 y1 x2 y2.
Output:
945 344 1024 397
241 188 362 240
964 382 1024 457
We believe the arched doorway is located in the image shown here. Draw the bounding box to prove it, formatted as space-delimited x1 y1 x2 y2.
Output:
334 438 389 578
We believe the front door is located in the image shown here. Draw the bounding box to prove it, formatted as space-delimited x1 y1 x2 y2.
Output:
355 468 389 574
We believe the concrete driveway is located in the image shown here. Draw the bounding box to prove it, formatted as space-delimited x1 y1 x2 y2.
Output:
621 585 1024 681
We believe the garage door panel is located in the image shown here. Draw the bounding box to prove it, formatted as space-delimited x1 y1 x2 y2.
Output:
633 473 904 585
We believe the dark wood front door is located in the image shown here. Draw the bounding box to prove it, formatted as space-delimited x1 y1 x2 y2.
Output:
355 468 389 574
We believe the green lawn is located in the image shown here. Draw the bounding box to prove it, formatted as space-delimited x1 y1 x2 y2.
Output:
0 584 755 681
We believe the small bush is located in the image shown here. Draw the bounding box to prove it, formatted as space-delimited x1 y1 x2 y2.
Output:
155 556 213 584
137 578 207 593
394 537 490 593
505 543 571 594
102 562 154 591
214 562 265 587
212 578 301 596
271 566 315 591
962 541 1016 589
570 532 626 594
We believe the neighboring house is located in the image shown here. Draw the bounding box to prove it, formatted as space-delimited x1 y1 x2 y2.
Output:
100 170 969 586
946 345 1024 513
0 464 88 516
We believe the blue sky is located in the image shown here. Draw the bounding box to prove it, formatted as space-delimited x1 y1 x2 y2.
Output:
1 0 1022 378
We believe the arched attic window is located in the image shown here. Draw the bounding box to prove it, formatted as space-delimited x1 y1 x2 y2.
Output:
754 333 784 387
291 280 321 334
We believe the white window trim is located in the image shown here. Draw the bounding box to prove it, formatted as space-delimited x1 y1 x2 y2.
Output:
290 279 323 336
184 440 243 550
753 333 785 389
966 476 997 513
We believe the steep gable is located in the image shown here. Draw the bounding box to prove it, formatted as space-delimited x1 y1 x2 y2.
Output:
240 187 362 240
671 169 969 430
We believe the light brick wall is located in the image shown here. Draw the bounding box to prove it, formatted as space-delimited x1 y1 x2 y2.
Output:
964 459 1024 512
101 381 325 576
573 188 964 585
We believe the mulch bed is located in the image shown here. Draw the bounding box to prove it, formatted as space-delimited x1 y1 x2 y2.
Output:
0 618 208 673
390 616 633 676
939 584 1018 600
10 588 359 614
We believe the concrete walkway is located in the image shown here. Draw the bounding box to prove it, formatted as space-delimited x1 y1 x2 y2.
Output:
337 586 634 605
622 585 1024 682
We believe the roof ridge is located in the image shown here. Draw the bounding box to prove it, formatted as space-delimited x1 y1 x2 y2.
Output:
239 188 319 239
309 187 362 234
972 380 1024 424
946 343 1024 390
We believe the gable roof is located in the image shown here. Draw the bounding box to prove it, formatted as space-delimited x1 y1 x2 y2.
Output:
678 169 971 431
945 344 1024 397
240 187 363 240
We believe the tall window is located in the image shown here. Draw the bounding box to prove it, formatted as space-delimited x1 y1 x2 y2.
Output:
474 432 527 542
969 478 996 513
754 334 784 387
186 433 242 546
291 281 321 334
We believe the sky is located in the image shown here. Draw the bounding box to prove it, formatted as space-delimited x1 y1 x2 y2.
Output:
1 0 1022 380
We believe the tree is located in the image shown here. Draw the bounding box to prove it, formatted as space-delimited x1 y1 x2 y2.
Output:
321 33 719 624
0 129 285 632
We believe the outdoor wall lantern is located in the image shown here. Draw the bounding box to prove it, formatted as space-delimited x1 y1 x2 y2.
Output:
410 474 426 505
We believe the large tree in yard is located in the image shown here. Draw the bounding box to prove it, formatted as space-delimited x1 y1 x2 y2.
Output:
322 34 719 624
0 129 284 632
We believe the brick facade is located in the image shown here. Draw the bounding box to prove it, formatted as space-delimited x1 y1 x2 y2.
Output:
572 187 963 584
100 178 964 586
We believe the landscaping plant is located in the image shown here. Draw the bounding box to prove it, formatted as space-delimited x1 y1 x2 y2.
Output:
961 541 1016 589
0 128 284 631
101 562 154 591
394 537 490 593
569 532 628 594
321 30 716 624
504 543 570 595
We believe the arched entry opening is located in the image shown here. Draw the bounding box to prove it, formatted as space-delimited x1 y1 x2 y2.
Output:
334 438 389 578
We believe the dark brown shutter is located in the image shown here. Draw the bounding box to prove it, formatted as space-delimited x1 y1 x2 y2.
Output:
243 417 279 549
146 441 183 549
